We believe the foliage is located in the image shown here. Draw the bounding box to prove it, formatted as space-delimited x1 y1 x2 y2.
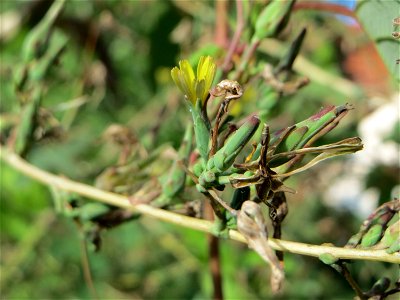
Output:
356 0 400 80
1 1 399 299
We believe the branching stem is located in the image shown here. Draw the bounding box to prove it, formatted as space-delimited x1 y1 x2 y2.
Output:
1 146 399 264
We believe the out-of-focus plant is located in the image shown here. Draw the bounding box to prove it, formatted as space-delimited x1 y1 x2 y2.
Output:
1 0 399 299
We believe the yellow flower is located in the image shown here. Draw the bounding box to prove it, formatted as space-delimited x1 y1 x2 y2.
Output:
171 56 216 105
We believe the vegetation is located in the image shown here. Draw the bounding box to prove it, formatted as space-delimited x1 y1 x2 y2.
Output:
1 0 399 299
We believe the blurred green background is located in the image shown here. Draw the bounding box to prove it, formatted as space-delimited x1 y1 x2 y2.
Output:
1 1 398 299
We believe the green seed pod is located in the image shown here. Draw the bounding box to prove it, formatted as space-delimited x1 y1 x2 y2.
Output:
22 0 66 62
274 126 308 154
29 30 68 82
268 105 355 169
192 161 204 177
274 28 307 74
361 224 384 248
196 183 207 193
380 220 399 250
292 105 350 149
319 253 339 265
199 170 216 187
254 0 295 41
206 156 215 170
271 105 351 153
386 240 400 254
213 115 260 172
79 203 110 222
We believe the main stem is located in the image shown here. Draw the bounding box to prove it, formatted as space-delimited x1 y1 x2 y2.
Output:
206 96 224 299
1 146 399 264
206 204 224 300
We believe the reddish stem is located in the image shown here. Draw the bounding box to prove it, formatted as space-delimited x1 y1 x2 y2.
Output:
222 0 244 76
215 0 229 48
208 3 227 298
293 1 357 19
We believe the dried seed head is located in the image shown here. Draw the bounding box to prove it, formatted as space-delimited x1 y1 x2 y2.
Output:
210 79 243 100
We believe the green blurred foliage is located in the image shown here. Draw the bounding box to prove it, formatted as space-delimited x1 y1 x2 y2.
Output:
356 0 400 81
0 1 398 299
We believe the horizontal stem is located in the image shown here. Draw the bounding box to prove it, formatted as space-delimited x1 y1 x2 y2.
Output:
1 145 399 264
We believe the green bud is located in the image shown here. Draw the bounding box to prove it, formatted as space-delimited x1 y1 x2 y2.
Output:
199 170 216 187
254 0 295 41
380 220 399 250
319 253 339 265
22 0 66 62
206 156 215 170
361 224 383 248
275 28 307 74
79 203 110 221
192 161 204 177
386 240 400 254
196 183 207 193
346 232 364 248
213 115 260 172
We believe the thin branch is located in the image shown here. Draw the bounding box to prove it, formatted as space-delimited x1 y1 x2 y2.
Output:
1 145 399 264
79 236 99 300
339 262 365 298
234 39 260 81
293 1 357 19
215 0 228 49
221 0 244 76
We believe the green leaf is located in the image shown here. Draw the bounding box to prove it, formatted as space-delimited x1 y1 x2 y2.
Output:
356 0 400 80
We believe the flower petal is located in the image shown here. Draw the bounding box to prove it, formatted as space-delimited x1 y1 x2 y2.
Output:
195 79 205 102
180 60 196 102
171 67 185 94
197 56 216 102
171 56 216 104
197 56 206 80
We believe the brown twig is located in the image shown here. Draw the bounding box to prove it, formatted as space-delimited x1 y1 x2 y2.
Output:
329 261 366 299
208 232 223 300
